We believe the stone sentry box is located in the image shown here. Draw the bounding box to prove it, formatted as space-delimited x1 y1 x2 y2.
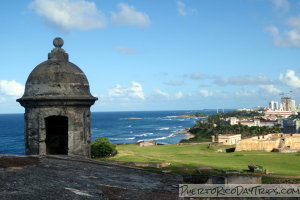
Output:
17 38 97 158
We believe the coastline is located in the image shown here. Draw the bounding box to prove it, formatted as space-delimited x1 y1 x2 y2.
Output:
180 115 207 118
125 128 195 145
0 111 199 154
180 128 195 139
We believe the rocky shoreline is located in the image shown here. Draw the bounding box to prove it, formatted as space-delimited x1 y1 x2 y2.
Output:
180 128 195 140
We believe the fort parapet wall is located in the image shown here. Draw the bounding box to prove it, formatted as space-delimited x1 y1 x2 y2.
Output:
235 133 300 152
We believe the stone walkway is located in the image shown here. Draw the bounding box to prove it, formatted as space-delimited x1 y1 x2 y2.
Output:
0 155 181 200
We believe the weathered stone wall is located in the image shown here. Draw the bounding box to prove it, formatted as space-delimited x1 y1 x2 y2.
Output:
284 135 300 149
183 174 261 184
226 174 261 184
217 134 241 145
235 133 300 152
235 138 280 151
25 106 91 157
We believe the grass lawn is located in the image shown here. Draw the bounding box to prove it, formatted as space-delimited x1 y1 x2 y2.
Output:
105 144 300 177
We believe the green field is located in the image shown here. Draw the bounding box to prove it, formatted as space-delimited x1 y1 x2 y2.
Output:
105 144 300 177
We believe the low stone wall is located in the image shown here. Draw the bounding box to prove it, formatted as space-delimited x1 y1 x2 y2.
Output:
182 174 261 184
138 140 157 147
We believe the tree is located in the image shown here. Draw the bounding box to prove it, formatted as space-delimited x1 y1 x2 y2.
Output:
91 137 117 158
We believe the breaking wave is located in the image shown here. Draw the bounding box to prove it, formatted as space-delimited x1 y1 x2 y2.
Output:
147 132 178 141
164 116 178 118
135 133 154 137
110 137 136 141
158 127 170 130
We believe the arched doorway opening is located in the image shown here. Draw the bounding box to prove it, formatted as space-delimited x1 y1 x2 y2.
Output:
45 116 68 155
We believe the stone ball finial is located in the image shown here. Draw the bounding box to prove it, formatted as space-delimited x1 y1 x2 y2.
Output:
53 37 64 48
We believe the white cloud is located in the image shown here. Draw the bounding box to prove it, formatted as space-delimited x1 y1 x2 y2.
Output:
175 91 184 99
272 0 290 13
115 46 135 54
130 81 145 99
177 1 198 16
266 25 300 47
265 26 280 38
235 89 257 97
259 84 282 94
154 89 170 98
287 16 300 30
111 3 150 27
0 80 24 97
30 0 106 31
163 81 184 86
199 89 212 97
215 75 271 85
279 69 300 88
265 26 287 47
265 14 300 48
0 97 5 103
108 81 145 100
154 89 184 99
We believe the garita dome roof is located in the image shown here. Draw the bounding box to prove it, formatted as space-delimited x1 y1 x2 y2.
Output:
17 37 97 105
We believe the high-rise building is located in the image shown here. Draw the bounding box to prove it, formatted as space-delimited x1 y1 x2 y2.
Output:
280 103 283 111
269 101 279 111
291 100 296 112
275 101 279 110
281 97 296 111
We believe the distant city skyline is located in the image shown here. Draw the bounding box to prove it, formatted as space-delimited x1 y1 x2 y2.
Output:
1 0 300 113
269 96 297 112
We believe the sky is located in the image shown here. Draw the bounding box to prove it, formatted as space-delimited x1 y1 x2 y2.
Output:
1 0 300 113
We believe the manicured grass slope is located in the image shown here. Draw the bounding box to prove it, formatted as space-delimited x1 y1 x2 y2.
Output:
107 144 300 176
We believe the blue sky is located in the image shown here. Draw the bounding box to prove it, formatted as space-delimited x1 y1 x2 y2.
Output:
1 0 300 113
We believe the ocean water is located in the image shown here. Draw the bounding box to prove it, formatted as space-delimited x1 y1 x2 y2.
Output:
0 110 222 155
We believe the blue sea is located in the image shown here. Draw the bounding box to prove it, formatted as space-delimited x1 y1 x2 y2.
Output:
0 110 225 155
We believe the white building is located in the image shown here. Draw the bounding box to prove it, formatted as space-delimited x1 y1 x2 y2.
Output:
264 110 295 118
291 100 296 112
230 117 279 127
281 97 296 112
269 101 279 111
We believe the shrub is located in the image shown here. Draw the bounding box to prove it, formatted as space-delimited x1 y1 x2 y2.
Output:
91 137 117 158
